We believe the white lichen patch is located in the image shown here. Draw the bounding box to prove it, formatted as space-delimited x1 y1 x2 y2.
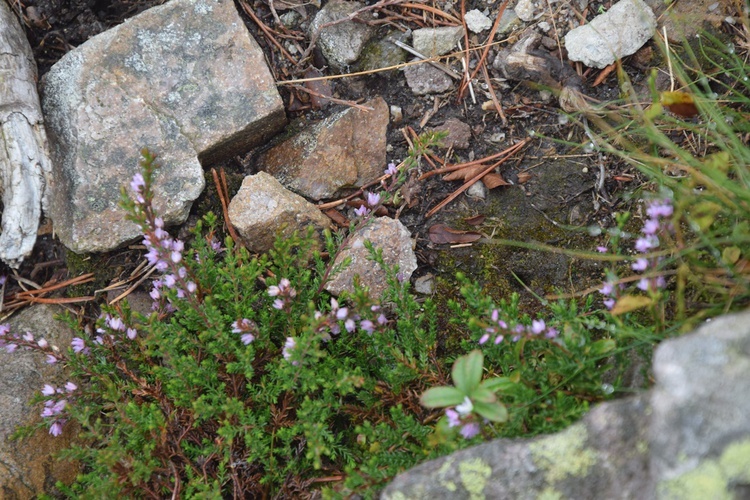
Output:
528 423 598 483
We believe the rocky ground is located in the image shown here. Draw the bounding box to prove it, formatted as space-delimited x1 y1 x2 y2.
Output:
2 0 742 319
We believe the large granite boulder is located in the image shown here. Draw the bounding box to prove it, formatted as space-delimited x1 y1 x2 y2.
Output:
382 309 750 499
42 0 286 254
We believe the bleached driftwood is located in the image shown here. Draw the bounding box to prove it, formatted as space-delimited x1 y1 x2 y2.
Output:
0 0 52 268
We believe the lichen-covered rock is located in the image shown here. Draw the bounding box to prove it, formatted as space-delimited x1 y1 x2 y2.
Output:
0 305 80 497
382 309 750 499
310 0 375 70
325 217 417 299
261 97 389 200
42 0 286 254
228 172 330 253
411 26 464 58
403 60 454 95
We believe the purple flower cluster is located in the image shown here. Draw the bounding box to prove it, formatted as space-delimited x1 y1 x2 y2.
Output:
445 397 481 439
40 382 78 436
268 278 297 311
282 337 299 366
478 309 558 346
0 324 62 364
354 191 382 217
599 198 673 308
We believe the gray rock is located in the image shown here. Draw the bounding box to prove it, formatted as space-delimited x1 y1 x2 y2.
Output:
465 10 493 33
382 309 750 499
514 0 536 22
650 312 750 498
356 30 409 72
466 180 487 200
261 97 389 200
310 0 375 70
412 26 464 58
228 172 331 254
429 118 472 150
0 305 80 497
42 0 286 254
403 59 454 95
564 0 656 69
497 10 523 36
326 217 417 299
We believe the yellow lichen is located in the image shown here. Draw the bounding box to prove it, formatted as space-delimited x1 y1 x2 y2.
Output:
458 458 491 500
528 423 597 483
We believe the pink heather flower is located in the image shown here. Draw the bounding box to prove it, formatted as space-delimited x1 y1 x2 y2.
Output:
150 288 161 301
46 355 57 364
635 236 658 253
49 421 63 437
498 320 508 329
494 335 504 344
460 422 481 439
600 282 615 296
155 260 169 272
366 191 381 207
637 278 651 291
164 275 176 288
171 250 182 263
23 332 34 342
71 337 86 353
604 298 615 309
354 205 369 217
336 307 348 320
268 285 281 297
491 309 499 322
5 344 17 353
596 246 608 253
186 281 197 293
647 200 673 218
145 248 160 265
445 409 461 427
642 219 660 235
231 320 245 333
37 338 49 348
545 328 559 339
632 258 649 271
65 382 77 392
126 328 137 340
272 299 285 310
0 324 9 336
478 333 490 344
42 384 56 396
130 173 145 193
377 314 387 325
154 217 164 229
360 320 375 333
655 276 666 289
345 319 356 333
531 319 546 335
241 333 255 345
178 267 188 279
282 337 297 364
107 316 125 331
385 162 398 176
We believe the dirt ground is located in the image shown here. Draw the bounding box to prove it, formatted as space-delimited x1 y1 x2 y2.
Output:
3 0 740 316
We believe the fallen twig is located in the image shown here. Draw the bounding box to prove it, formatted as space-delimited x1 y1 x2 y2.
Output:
211 168 243 247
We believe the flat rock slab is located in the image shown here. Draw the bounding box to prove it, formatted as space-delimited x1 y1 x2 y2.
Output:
228 172 331 254
42 0 286 253
325 216 417 299
261 97 388 200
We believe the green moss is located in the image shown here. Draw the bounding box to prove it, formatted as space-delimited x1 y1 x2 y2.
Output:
65 249 116 297
528 423 597 483
657 439 750 500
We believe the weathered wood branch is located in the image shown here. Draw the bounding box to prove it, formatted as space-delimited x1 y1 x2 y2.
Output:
0 0 52 268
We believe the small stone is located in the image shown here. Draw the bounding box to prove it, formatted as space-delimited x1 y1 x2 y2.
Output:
325 217 417 298
403 59 453 95
514 0 536 21
564 0 656 69
414 273 435 294
467 180 487 199
390 105 403 124
228 172 331 253
465 10 493 33
497 9 523 36
261 97 389 200
310 0 375 70
412 26 464 57
430 118 472 149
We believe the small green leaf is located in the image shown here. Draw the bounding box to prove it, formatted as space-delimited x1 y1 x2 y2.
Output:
479 377 516 393
452 350 483 395
420 386 465 408
588 338 616 356
469 387 497 404
722 246 742 265
610 295 653 316
473 401 508 422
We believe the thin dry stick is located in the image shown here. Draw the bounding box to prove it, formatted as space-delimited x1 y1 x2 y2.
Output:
419 140 527 179
14 273 95 297
291 85 373 110
239 0 299 66
109 265 158 305
425 139 530 218
481 63 507 124
392 40 461 79
211 168 242 246
458 0 510 100
399 2 462 24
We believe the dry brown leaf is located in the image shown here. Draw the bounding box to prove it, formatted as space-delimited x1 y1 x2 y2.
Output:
483 173 510 189
443 165 486 182
304 68 332 109
464 214 486 226
428 224 482 245
517 172 532 184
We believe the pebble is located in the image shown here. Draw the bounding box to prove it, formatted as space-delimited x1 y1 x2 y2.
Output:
465 10 493 33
